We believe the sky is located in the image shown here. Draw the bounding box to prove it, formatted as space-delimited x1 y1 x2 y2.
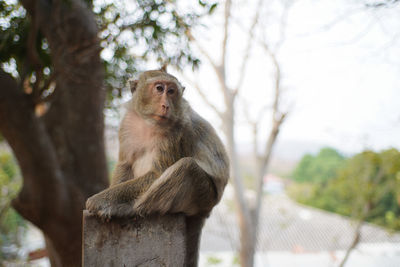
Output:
168 0 400 158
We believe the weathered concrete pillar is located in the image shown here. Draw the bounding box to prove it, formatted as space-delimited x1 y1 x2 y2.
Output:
82 210 186 267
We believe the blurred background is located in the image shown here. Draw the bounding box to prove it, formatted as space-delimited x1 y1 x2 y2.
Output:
1 0 400 266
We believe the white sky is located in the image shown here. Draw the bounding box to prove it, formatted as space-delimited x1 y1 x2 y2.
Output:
168 0 400 157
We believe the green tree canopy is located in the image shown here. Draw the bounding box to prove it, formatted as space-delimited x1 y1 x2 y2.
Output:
295 148 400 230
1 0 216 107
291 147 346 183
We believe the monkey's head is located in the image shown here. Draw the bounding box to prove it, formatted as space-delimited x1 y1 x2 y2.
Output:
129 67 186 125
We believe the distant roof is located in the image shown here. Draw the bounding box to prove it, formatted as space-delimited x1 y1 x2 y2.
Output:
201 194 400 252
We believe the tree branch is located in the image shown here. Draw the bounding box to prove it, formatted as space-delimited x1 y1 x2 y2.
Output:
20 0 52 25
180 73 223 118
274 0 293 52
187 30 227 91
241 99 259 160
234 0 264 95
26 8 44 97
221 0 232 73
250 33 289 231
0 70 66 227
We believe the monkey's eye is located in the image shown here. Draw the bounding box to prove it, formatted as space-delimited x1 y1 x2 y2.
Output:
156 85 164 92
167 88 175 95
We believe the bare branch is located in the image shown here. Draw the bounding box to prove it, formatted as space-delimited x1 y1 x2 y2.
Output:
251 110 287 230
187 31 226 90
250 40 289 232
196 41 219 72
339 221 362 267
274 0 294 52
180 73 223 118
221 0 232 73
293 6 369 40
234 0 264 96
241 98 254 125
241 99 259 159
187 1 238 104
258 40 282 120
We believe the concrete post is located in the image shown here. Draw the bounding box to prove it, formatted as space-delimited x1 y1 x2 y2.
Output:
82 210 186 266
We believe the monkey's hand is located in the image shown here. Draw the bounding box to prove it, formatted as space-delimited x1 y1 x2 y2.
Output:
85 187 136 220
86 172 158 219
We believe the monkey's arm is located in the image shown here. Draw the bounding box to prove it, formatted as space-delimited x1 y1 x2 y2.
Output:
86 157 218 218
110 162 134 186
133 157 219 217
85 171 157 219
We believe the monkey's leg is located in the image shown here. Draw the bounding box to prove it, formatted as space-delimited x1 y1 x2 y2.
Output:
86 172 157 219
133 157 218 217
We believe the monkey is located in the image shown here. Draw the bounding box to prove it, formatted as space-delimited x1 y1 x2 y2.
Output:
85 67 229 267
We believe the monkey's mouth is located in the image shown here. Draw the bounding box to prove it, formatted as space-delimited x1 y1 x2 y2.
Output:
152 115 168 121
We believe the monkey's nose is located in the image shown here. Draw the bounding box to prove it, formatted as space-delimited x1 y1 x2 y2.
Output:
161 105 169 115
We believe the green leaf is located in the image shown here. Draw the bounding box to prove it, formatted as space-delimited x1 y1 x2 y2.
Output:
209 3 218 14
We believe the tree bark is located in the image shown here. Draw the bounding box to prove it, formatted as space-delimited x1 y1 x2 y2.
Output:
222 104 255 267
0 0 109 265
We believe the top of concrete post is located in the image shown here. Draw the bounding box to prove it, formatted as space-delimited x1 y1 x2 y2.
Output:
82 210 186 267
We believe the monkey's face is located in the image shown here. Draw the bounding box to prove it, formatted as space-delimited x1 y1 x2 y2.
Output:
146 80 182 122
131 71 184 125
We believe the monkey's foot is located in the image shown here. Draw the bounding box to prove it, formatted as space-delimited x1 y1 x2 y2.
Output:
86 194 135 220
133 191 173 217
132 200 150 217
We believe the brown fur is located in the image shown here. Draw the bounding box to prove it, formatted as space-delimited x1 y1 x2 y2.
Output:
86 69 229 267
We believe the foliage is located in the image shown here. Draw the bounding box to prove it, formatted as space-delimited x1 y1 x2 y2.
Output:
291 147 346 183
0 0 217 108
94 0 205 105
206 255 222 265
231 253 240 265
291 148 400 231
0 151 26 261
286 182 314 203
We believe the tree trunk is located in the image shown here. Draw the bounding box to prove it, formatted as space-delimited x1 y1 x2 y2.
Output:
222 106 256 267
238 220 256 267
0 0 109 265
339 221 362 267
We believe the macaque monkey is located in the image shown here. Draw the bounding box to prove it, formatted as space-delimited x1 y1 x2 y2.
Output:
86 66 229 266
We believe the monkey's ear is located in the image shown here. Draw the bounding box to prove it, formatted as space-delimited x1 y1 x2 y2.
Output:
129 80 138 93
160 64 168 72
182 86 186 94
